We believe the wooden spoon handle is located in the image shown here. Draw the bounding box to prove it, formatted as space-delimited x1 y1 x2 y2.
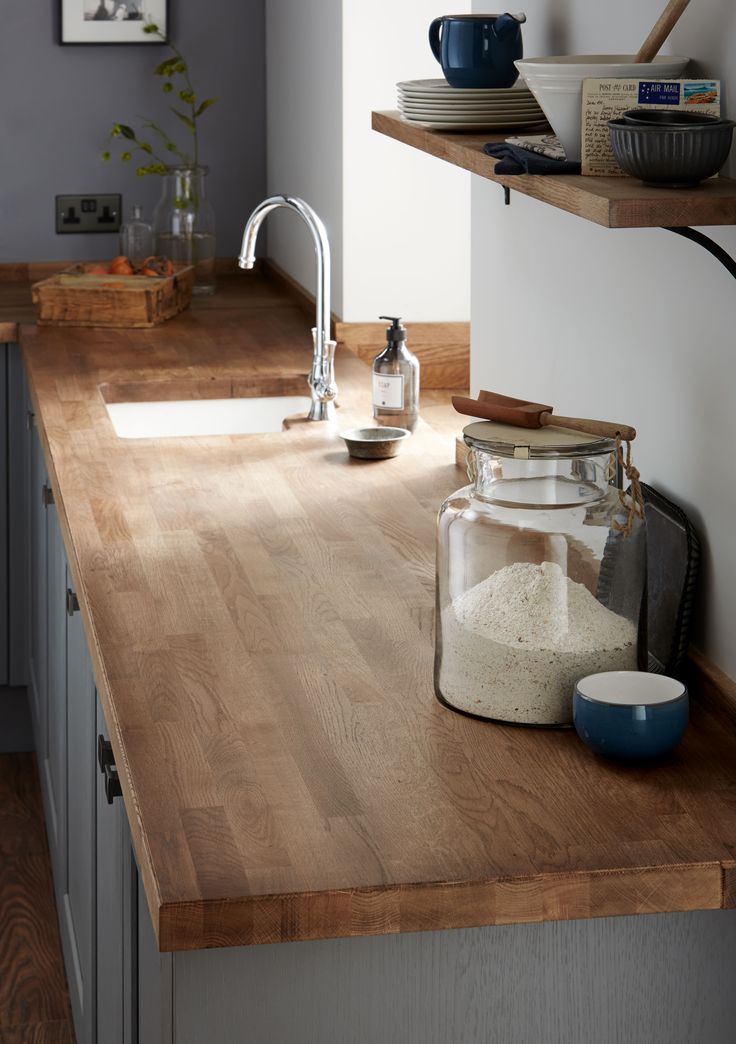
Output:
635 0 691 63
542 413 637 442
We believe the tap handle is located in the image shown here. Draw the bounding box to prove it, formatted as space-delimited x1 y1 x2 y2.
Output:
323 338 336 372
311 326 335 355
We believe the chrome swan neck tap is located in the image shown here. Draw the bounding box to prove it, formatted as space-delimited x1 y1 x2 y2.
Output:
238 195 337 422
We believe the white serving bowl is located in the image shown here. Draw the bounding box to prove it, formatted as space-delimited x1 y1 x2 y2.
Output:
515 55 690 162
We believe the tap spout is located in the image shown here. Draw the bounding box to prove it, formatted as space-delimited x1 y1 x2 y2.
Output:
238 196 336 421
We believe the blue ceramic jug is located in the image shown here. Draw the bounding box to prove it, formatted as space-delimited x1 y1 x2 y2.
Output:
429 13 526 89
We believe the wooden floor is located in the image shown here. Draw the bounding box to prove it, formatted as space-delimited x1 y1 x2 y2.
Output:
0 753 74 1043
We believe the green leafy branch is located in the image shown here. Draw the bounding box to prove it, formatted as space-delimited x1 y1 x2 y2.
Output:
101 21 217 176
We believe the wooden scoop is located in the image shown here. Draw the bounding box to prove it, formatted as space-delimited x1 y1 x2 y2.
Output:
636 0 691 63
452 390 637 441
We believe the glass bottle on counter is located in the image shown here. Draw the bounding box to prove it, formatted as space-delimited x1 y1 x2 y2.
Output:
119 204 153 270
435 421 647 727
372 315 420 432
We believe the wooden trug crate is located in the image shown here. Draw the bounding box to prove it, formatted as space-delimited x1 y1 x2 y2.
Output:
31 264 195 328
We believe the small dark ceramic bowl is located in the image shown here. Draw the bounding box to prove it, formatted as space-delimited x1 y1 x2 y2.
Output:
621 108 725 128
609 117 736 187
339 426 411 460
574 671 688 760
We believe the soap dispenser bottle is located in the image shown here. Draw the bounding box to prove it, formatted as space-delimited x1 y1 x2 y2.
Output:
372 316 420 432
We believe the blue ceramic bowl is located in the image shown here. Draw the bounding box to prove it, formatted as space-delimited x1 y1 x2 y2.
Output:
573 672 688 760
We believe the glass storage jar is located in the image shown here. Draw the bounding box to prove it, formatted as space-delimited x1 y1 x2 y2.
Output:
435 421 646 726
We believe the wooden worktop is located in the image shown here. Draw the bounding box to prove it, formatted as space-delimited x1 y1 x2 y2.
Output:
20 275 736 952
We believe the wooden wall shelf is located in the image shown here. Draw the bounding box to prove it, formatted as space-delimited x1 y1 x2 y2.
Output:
372 110 736 230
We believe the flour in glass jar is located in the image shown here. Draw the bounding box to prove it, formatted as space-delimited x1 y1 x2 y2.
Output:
439 561 637 725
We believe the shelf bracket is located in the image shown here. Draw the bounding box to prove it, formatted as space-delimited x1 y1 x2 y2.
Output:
665 226 736 281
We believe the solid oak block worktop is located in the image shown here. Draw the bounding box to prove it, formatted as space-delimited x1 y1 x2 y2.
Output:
19 274 736 952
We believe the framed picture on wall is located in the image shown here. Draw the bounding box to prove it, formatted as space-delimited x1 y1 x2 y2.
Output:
59 0 169 44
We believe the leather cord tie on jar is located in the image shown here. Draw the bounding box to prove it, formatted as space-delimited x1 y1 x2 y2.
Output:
613 433 645 537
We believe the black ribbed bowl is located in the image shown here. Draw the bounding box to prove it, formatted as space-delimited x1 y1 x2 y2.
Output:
621 108 724 128
608 117 736 187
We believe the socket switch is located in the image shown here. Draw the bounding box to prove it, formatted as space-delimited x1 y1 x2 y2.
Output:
56 194 122 234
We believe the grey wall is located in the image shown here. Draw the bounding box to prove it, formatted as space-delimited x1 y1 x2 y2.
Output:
1 0 266 262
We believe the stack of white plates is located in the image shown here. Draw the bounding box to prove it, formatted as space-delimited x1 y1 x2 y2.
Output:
397 78 547 132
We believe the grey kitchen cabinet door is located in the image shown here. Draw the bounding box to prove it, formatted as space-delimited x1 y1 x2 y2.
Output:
96 692 126 1044
63 574 97 1044
27 420 48 755
41 499 68 905
1 341 29 689
98 686 170 1044
8 343 28 686
0 346 8 685
97 694 137 1044
138 876 172 1044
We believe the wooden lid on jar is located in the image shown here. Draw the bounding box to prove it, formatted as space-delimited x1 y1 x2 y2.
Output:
462 420 617 460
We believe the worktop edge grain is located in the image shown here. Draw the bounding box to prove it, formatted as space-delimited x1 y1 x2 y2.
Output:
22 346 167 940
156 862 724 951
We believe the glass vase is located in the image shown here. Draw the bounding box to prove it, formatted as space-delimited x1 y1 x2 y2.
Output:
152 165 216 296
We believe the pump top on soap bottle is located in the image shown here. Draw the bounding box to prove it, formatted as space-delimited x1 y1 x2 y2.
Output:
372 315 420 432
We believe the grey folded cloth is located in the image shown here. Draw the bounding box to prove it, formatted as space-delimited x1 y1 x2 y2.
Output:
483 142 581 175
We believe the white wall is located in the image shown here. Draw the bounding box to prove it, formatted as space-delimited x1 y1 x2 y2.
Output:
266 0 471 323
470 0 736 675
265 0 344 315
341 1 471 321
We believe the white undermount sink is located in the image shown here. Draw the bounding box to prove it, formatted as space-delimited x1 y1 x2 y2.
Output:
102 377 313 439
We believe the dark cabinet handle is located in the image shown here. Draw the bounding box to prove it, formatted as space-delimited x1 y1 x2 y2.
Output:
41 483 54 507
97 735 123 805
66 589 80 616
